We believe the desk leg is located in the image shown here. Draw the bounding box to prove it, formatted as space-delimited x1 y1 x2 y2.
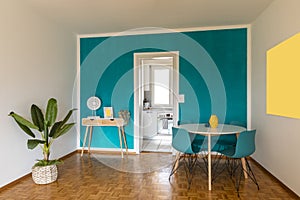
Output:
121 126 128 155
236 132 248 179
208 134 212 191
81 126 89 157
88 126 93 155
118 126 124 158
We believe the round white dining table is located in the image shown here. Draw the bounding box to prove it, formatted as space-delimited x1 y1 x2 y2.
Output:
177 123 246 190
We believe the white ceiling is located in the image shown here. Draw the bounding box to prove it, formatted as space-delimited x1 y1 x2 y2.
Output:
23 0 274 35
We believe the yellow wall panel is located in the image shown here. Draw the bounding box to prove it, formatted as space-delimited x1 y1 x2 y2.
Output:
266 33 300 119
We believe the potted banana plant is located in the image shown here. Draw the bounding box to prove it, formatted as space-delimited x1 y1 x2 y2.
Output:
8 98 76 184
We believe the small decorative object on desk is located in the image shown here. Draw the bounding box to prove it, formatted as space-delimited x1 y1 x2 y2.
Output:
209 114 218 128
87 96 101 119
118 110 130 126
104 107 113 119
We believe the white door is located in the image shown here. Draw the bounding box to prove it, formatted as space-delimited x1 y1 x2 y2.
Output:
134 52 179 154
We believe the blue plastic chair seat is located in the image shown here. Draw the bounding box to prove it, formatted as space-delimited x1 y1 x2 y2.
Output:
219 146 235 157
192 135 235 152
215 121 246 151
216 135 237 146
221 130 256 158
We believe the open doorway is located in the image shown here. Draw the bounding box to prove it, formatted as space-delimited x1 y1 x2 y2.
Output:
134 52 179 153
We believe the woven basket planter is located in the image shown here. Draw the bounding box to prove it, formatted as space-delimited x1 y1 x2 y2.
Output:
32 164 58 184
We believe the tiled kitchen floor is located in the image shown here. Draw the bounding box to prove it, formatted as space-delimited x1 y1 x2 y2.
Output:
142 134 172 152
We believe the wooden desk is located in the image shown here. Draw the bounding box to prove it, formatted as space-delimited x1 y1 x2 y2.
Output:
81 118 128 158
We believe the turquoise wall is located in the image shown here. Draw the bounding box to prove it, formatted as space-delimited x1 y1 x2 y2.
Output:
80 28 247 149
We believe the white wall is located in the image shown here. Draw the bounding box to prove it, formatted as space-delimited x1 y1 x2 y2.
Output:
0 0 77 187
251 0 300 196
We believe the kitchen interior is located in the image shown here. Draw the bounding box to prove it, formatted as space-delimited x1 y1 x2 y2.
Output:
141 57 174 153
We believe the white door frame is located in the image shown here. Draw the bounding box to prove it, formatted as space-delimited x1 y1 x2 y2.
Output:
133 51 179 154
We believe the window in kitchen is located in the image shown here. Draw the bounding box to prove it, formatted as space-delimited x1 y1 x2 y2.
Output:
151 65 173 107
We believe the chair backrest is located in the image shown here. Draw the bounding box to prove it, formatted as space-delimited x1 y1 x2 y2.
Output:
232 129 256 158
216 121 245 149
230 121 247 128
172 127 195 154
177 120 193 125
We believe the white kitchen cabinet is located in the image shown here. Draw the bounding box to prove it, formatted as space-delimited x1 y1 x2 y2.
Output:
142 110 157 138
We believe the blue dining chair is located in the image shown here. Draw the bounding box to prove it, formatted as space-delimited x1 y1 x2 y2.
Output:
177 121 207 151
169 127 205 189
214 121 246 152
221 129 259 197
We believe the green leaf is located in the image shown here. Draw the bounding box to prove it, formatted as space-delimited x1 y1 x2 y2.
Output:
31 104 44 132
33 159 62 167
16 121 35 138
61 108 77 125
9 112 39 130
45 98 57 127
52 123 75 139
49 109 76 138
49 121 63 137
27 139 45 150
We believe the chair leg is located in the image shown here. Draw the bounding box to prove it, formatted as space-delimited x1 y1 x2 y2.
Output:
197 150 227 184
225 157 239 178
211 152 227 183
183 155 198 189
169 154 183 181
169 154 198 189
226 158 259 197
225 158 234 177
244 158 259 190
235 162 244 197
196 152 208 176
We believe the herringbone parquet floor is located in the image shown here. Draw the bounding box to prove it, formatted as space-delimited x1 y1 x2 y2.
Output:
0 152 298 200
